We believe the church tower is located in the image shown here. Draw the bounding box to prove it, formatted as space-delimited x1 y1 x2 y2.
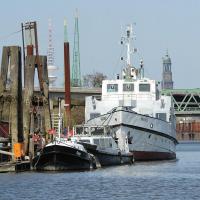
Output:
161 52 173 89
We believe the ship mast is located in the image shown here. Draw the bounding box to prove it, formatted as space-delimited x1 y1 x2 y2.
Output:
121 24 137 79
126 25 132 66
58 97 62 139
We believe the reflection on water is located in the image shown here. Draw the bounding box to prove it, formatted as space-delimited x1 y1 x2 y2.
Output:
177 141 200 151
0 143 200 200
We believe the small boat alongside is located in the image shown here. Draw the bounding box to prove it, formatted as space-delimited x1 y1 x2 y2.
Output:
32 137 95 171
73 125 134 167
32 98 96 171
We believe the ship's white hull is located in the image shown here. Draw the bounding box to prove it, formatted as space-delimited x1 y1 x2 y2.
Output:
113 124 176 161
86 107 177 161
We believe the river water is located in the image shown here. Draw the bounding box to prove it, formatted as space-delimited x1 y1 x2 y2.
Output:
0 142 200 200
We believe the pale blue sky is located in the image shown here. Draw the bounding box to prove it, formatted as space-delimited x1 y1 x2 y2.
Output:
0 0 200 89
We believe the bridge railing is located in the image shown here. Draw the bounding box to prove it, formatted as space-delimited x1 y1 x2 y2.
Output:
174 107 200 113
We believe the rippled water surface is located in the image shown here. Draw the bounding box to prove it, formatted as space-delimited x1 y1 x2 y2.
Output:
1 143 200 200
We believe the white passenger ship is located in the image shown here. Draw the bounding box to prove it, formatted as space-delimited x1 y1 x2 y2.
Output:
84 25 178 161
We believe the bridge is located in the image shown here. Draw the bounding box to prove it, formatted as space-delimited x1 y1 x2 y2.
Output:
161 89 200 141
161 89 200 116
34 87 102 107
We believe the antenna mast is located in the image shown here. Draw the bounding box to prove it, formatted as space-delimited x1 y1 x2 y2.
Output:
121 24 137 79
121 24 135 66
47 18 54 66
47 19 57 87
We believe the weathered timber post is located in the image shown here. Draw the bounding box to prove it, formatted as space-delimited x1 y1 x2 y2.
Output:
23 56 35 155
23 55 52 155
39 56 51 140
0 47 9 93
0 46 23 161
22 21 52 157
9 47 23 159
0 47 10 122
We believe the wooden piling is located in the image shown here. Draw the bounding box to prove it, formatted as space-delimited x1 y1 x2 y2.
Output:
23 56 35 154
0 47 9 93
23 55 51 154
39 56 52 140
0 46 23 161
9 46 23 160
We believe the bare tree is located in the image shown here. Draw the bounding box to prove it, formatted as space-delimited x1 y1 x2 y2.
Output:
83 72 107 88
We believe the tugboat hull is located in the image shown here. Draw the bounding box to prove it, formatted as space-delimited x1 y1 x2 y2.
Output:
32 144 93 171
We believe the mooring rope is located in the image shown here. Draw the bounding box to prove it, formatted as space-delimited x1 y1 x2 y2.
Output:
0 30 22 40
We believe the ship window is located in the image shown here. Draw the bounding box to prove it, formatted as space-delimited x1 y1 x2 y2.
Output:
156 113 166 121
139 84 150 92
123 83 134 92
107 84 118 92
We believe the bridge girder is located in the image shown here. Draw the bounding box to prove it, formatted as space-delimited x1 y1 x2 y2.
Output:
161 89 200 116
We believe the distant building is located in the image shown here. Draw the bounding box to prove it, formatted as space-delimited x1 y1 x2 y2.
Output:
161 52 173 89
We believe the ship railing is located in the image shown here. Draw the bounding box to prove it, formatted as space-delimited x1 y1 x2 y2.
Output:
174 107 200 112
101 93 154 101
51 112 63 133
73 125 112 137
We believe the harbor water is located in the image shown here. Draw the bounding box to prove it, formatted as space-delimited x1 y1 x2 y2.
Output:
1 142 200 200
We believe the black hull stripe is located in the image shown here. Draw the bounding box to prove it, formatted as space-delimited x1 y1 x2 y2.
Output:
111 123 178 144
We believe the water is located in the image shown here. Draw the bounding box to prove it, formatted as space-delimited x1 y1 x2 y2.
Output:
1 143 200 200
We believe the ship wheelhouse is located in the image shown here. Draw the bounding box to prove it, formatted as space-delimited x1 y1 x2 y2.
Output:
86 77 172 124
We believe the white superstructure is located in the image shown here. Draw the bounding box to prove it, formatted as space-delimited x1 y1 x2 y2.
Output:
84 25 177 161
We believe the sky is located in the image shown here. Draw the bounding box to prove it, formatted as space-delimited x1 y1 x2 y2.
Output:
0 0 200 89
